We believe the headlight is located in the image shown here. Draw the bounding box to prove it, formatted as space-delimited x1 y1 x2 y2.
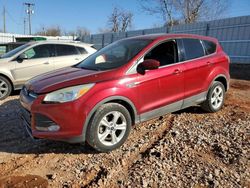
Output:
43 83 95 103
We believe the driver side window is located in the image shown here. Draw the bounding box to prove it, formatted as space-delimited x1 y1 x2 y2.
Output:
24 48 36 59
128 40 179 74
23 44 53 59
144 40 178 67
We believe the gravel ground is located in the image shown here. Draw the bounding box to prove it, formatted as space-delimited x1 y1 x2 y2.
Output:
0 79 249 188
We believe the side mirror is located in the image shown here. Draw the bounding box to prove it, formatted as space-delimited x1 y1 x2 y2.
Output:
17 53 28 63
137 59 160 75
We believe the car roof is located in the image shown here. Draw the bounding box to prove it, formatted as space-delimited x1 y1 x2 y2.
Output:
127 33 218 43
26 41 93 47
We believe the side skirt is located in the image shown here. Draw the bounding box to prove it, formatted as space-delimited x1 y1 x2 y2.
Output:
139 91 207 123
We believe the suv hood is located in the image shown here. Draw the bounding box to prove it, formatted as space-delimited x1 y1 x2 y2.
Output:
26 67 119 94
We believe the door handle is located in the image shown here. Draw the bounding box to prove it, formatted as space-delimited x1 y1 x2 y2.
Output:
75 58 80 61
173 69 182 75
43 62 50 65
126 82 140 88
207 61 213 66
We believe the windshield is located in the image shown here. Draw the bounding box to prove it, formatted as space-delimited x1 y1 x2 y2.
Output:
1 43 31 59
76 39 152 71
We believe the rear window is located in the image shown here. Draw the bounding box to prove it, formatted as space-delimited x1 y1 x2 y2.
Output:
182 38 205 60
76 47 87 54
55 44 79 56
203 40 216 55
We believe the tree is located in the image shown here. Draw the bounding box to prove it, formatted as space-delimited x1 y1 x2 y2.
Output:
108 7 133 32
120 11 133 32
36 26 62 36
108 7 120 32
76 26 90 37
140 0 176 27
139 0 229 25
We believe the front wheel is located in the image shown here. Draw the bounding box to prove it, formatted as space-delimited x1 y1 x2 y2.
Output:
86 103 132 152
201 81 225 112
0 76 12 100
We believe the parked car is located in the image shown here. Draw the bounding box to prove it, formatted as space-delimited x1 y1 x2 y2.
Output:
20 34 230 152
0 42 26 56
0 37 48 56
0 41 96 99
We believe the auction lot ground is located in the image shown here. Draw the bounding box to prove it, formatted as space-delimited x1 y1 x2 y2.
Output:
0 79 249 187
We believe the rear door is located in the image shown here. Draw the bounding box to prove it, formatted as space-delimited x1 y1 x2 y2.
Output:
13 44 55 84
179 38 212 98
53 44 82 69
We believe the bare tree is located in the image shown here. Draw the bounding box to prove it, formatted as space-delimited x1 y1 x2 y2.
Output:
108 7 121 32
36 26 62 36
140 0 176 27
139 0 229 25
108 7 133 32
76 26 90 37
175 0 205 23
120 11 133 32
198 0 229 21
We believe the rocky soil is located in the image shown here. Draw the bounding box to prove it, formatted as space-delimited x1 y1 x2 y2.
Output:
0 79 249 188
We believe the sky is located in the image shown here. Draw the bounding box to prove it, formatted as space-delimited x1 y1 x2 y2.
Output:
0 0 250 35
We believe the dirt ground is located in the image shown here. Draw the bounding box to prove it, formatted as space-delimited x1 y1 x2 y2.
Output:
0 79 249 188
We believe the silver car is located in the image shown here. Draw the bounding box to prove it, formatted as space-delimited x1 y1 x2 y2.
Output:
0 41 96 99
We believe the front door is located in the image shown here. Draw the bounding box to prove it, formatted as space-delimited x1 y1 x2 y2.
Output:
13 44 54 85
136 40 184 120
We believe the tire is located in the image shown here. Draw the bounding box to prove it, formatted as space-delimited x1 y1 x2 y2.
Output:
0 76 12 100
86 103 132 152
201 81 225 113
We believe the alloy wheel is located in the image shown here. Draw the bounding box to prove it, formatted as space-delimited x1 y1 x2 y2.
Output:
97 111 127 146
0 79 9 99
211 85 224 109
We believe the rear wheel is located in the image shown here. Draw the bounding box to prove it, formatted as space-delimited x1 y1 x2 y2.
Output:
86 103 132 152
0 76 12 100
201 81 225 112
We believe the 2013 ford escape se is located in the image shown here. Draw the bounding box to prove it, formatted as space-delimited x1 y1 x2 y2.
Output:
20 34 230 152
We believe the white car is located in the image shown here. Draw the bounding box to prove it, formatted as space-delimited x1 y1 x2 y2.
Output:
0 41 96 99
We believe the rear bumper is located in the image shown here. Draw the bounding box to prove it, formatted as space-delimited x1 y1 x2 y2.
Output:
19 88 89 143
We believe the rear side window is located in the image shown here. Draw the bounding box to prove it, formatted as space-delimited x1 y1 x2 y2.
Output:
203 40 216 55
76 47 87 54
182 38 205 60
55 44 79 56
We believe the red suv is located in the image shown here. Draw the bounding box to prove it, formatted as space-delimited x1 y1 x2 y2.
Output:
20 34 230 152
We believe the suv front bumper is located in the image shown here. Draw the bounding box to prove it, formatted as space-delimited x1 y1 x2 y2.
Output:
19 88 89 143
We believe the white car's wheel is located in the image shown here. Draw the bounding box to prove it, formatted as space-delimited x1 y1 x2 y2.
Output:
0 76 12 100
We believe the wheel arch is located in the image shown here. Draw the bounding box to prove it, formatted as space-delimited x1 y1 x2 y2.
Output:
211 74 229 91
81 96 139 142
